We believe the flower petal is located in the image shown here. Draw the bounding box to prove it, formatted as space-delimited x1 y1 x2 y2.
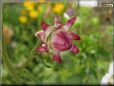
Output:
52 52 62 63
56 24 63 30
35 31 45 41
57 31 72 44
52 31 72 51
70 45 79 54
66 17 76 26
54 16 61 27
101 73 112 84
36 44 48 52
41 21 49 31
108 62 114 75
70 32 80 40
63 17 76 31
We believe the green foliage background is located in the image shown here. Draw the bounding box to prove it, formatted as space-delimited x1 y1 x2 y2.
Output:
2 2 113 84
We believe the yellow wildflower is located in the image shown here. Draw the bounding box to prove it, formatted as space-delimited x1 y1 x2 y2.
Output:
53 3 64 14
29 10 39 18
23 1 35 11
19 16 27 24
39 0 45 3
37 5 43 13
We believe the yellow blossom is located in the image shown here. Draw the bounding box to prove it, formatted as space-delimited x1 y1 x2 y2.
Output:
29 10 39 18
39 0 45 3
37 5 43 13
23 1 35 11
19 16 27 24
53 3 64 14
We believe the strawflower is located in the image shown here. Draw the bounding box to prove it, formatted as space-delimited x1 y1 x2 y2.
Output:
35 16 80 63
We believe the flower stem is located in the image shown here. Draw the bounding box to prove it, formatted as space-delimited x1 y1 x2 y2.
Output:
19 41 39 68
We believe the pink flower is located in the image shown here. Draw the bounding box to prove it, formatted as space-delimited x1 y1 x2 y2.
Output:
35 16 80 63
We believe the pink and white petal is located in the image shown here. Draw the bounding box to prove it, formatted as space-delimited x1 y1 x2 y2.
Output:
35 31 45 41
63 17 76 31
44 26 54 40
66 17 76 26
54 16 61 27
36 44 48 53
58 31 73 46
70 45 79 54
56 24 63 30
70 32 80 40
55 31 69 45
41 21 50 31
52 52 62 63
52 31 72 51
53 43 71 51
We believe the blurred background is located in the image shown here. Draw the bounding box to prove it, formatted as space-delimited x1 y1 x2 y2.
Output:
2 0 113 84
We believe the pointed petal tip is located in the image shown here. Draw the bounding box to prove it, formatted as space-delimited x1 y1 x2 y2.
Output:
36 44 48 53
71 32 81 40
52 53 62 63
35 31 43 37
35 31 45 41
70 45 80 54
68 17 76 23
72 17 76 20
35 31 39 37
41 21 49 31
74 35 81 40
65 17 76 28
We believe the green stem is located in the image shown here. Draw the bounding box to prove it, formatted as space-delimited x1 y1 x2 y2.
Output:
3 40 22 83
17 40 53 69
38 55 53 68
19 41 39 68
